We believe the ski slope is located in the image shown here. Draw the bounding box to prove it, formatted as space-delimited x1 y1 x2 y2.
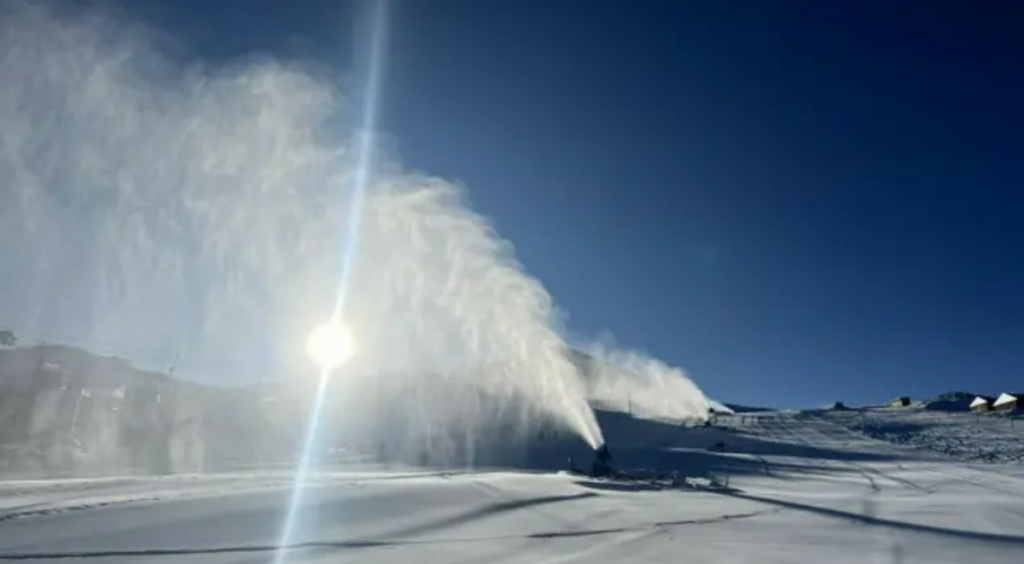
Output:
1 411 1024 563
820 407 1024 464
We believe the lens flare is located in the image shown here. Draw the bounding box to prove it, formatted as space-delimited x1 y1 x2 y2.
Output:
275 1 390 560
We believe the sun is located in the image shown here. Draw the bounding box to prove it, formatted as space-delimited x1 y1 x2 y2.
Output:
305 319 355 371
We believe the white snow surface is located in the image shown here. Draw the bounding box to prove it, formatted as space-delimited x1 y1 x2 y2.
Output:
2 410 1024 563
821 407 1024 464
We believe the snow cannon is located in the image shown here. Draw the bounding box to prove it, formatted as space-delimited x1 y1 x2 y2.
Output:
590 444 615 478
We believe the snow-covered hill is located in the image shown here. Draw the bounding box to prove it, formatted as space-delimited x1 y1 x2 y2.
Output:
0 345 309 477
4 347 1024 562
2 409 1024 562
818 408 1024 464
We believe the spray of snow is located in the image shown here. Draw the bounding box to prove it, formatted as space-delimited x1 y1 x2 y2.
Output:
0 3 716 473
577 342 711 424
0 2 606 469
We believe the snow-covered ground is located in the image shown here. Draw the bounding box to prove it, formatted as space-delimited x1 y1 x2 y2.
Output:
2 411 1024 563
818 407 1024 464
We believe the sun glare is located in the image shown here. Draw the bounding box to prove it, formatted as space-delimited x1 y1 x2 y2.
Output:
305 319 355 371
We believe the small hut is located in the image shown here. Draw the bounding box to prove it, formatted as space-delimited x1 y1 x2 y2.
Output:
970 396 995 412
993 393 1023 412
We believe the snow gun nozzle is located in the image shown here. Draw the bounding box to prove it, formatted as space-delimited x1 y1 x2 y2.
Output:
590 444 614 478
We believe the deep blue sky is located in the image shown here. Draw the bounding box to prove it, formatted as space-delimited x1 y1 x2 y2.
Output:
113 0 1024 407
